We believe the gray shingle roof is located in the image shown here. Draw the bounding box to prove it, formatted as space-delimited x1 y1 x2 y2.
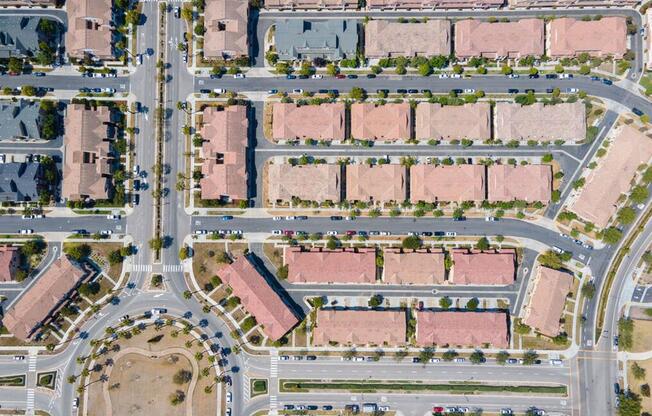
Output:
0 16 43 59
275 19 358 61
0 162 40 201
0 100 40 140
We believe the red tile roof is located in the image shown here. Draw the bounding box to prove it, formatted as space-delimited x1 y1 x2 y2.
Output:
350 103 411 141
346 164 406 203
66 0 113 59
204 0 248 59
364 20 451 58
383 248 445 285
200 106 248 201
416 311 509 348
410 165 485 203
487 165 552 203
522 266 574 337
284 247 376 284
455 19 544 59
2 256 86 341
313 309 406 346
415 102 491 141
549 17 627 59
267 164 341 203
450 248 515 285
272 103 346 141
265 0 357 8
0 246 19 282
218 256 298 341
367 0 504 8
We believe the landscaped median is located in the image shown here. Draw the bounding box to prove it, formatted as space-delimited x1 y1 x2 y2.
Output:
279 380 568 396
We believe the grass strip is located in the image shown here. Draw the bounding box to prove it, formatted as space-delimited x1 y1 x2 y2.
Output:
0 375 25 387
280 380 567 396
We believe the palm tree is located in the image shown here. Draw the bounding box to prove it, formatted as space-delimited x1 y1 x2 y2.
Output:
183 290 192 299
67 375 77 384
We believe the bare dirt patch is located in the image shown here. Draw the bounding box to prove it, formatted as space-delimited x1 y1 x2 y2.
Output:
632 319 652 353
627 358 652 413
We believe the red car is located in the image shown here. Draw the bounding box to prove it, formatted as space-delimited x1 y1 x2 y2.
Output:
433 407 445 413
346 230 356 236
283 230 294 236
336 74 346 79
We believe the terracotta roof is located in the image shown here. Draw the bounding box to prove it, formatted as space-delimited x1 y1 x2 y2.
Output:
410 165 485 203
455 19 544 59
267 164 340 202
383 248 445 285
0 246 19 282
2 256 85 341
272 103 345 141
285 247 376 284
367 0 504 8
522 266 574 337
364 20 451 58
65 0 113 59
416 311 509 348
204 0 248 59
415 102 491 141
199 106 248 201
346 164 406 203
450 248 515 285
350 103 411 141
217 256 298 341
487 165 552 203
494 102 586 142
62 104 113 201
511 0 636 7
265 0 357 9
648 10 652 70
549 17 627 59
571 125 652 228
313 309 406 346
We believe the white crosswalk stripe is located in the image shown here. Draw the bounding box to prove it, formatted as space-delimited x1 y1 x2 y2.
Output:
132 264 152 272
27 355 36 372
269 394 278 415
163 264 183 272
26 389 34 414
270 355 278 379
243 374 250 400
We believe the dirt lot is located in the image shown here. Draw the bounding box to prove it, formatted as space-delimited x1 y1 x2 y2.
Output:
627 358 652 413
192 242 248 291
85 326 219 416
632 319 652 353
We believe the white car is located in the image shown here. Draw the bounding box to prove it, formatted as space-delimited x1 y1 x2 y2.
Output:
379 406 390 411
429 358 440 363
213 88 225 94
353 356 365 362
72 398 79 409
438 73 449 79
34 214 44 219
13 355 25 360
485 216 497 222
279 355 290 361
21 215 34 219
454 357 466 363
450 73 462 78
326 231 338 236
0 154 6 163
225 409 231 416
133 165 140 175
232 230 243 235
311 74 323 79
345 216 354 221
226 392 232 403
379 231 391 236
233 73 245 79
272 230 282 235
285 216 296 220
445 231 457 237
102 88 116 94
508 74 519 79
463 88 476 93
19 229 33 235
195 230 208 235
273 216 282 221
559 73 571 79
100 230 113 236
292 89 303 94
567 88 579 93
106 214 120 220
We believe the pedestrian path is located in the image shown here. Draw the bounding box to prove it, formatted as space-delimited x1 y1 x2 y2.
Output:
26 389 34 415
163 264 183 273
243 374 250 400
269 395 278 415
132 264 152 272
27 355 36 372
269 350 279 415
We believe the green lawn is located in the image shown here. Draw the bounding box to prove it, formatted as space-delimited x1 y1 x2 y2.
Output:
640 75 652 95
251 378 268 397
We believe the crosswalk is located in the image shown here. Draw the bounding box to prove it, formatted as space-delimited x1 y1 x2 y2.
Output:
26 389 34 415
27 355 36 372
163 264 183 273
269 351 279 414
270 354 278 379
243 374 250 399
269 395 278 415
132 264 152 272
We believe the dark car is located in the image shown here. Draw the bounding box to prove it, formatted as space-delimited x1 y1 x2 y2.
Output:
221 215 233 221
376 89 389 94
591 76 600 81
366 74 376 78
306 355 317 361
528 73 539 79
451 88 463 94
330 216 343 220
336 74 346 79
525 89 535 93
286 74 296 79
602 78 613 85
408 89 418 94
200 89 211 94
322 405 333 410
133 180 140 191
412 357 421 363
318 89 329 94
347 74 358 79
633 107 644 117
209 74 221 79
79 87 90 93
421 231 433 236
397 89 407 94
546 88 554 93
508 88 519 94
329 89 339 95
33 72 45 77
615 383 621 394
545 73 558 79
453 216 466 221
298 74 309 79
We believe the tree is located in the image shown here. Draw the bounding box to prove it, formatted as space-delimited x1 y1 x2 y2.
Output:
326 237 338 250
173 369 192 385
179 246 189 261
581 282 596 299
618 391 642 416
466 297 479 310
496 350 510 365
149 237 163 250
632 362 647 380
108 250 123 265
349 87 366 101
469 350 485 364
418 63 432 76
475 237 490 251
276 264 288 280
368 294 383 308
630 186 649 204
642 384 651 398
439 296 452 309
522 350 539 365
8 57 22 74
617 207 637 225
419 348 435 363
64 243 91 261
501 65 513 75
538 250 564 270
441 350 458 361
602 227 623 245
402 235 422 250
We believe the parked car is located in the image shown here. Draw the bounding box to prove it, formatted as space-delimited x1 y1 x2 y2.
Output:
507 88 519 94
286 74 296 79
233 73 245 79
545 74 558 79
268 89 278 94
292 88 303 94
559 73 573 79
602 78 613 85
13 355 25 361
633 107 644 117
106 214 120 220
19 229 33 235
347 74 358 79
366 74 376 78
326 231 338 236
279 355 290 360
226 392 232 403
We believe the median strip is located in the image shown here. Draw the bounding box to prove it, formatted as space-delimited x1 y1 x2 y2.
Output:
279 380 567 396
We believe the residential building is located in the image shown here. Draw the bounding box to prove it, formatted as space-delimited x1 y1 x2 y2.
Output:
62 104 113 201
0 0 56 5
204 0 248 60
345 164 406 203
217 256 298 341
487 165 552 203
2 256 86 341
382 248 446 285
199 106 248 201
350 103 411 141
0 100 40 140
267 164 340 203
265 0 357 9
416 311 509 348
274 19 358 61
647 10 652 70
364 20 451 58
548 17 627 59
367 0 504 9
410 165 485 203
272 103 346 141
0 163 41 202
449 248 515 285
0 246 20 282
455 19 544 59
0 16 46 59
522 266 573 337
494 102 586 142
571 125 652 228
284 247 376 284
66 0 113 60
415 102 491 141
313 309 406 346
510 0 637 7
